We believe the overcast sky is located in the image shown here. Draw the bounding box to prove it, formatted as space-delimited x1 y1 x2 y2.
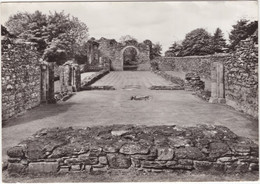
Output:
1 1 258 53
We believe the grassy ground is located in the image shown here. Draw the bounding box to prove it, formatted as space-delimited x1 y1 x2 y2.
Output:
2 169 259 183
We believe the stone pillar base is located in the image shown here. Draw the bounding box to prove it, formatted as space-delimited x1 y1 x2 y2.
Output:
209 98 226 104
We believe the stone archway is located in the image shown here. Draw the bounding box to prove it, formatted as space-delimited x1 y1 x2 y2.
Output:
121 46 140 71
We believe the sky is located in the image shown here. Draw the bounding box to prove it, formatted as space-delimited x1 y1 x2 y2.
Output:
1 1 258 53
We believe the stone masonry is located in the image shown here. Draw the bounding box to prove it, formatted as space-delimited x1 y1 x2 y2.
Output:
2 33 41 121
153 46 258 118
97 37 151 71
6 124 259 175
224 36 258 118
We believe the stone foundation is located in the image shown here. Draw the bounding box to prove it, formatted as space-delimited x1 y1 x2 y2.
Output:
6 124 258 175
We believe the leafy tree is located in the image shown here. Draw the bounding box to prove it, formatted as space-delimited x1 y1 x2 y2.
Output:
212 28 226 53
5 11 89 64
165 42 183 56
229 19 258 49
150 42 162 59
181 28 214 56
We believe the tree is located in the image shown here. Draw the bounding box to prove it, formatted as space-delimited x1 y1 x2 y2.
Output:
150 42 162 59
181 28 214 56
165 42 183 56
212 28 226 53
229 19 258 49
5 11 89 64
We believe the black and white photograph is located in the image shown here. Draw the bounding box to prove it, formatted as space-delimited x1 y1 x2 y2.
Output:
1 0 259 183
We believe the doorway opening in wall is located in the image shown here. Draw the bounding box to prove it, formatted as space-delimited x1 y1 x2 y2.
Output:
123 47 138 71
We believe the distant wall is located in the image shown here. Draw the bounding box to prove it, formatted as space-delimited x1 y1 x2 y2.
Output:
155 55 230 80
2 37 41 121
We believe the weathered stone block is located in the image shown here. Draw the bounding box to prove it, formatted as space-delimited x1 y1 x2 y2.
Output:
107 154 131 169
249 163 259 171
165 161 178 168
99 156 108 165
92 165 108 172
217 156 237 163
28 162 59 174
8 163 27 174
178 159 193 166
194 161 213 171
157 147 174 160
89 147 102 157
84 165 92 172
211 163 225 173
209 142 231 158
111 130 130 136
103 145 119 153
7 146 24 158
230 143 251 154
237 162 250 173
168 136 192 148
64 158 81 165
58 166 70 173
25 142 45 160
8 158 21 163
120 143 149 155
131 147 157 160
175 147 204 160
131 158 141 167
71 164 82 171
78 154 98 165
142 161 167 169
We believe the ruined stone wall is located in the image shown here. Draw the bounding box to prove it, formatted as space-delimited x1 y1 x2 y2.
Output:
156 55 230 80
224 38 258 118
155 52 258 118
97 38 150 71
6 125 259 175
2 37 41 121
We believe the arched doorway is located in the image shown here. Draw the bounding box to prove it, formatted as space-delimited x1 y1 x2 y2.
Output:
123 46 139 71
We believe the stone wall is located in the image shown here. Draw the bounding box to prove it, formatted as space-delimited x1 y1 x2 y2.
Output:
155 50 258 118
2 36 41 121
97 38 151 71
155 55 230 80
6 124 259 175
224 37 258 118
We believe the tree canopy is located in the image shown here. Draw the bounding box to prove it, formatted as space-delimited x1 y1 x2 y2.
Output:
212 28 226 53
150 42 162 59
5 11 89 65
181 28 214 56
229 19 258 50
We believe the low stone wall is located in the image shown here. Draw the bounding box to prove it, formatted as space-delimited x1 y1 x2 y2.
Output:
81 70 109 89
2 36 41 121
6 124 258 175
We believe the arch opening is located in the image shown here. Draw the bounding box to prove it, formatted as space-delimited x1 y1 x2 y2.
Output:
123 46 138 71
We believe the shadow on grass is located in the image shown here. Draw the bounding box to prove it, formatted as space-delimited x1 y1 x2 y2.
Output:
2 102 77 128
